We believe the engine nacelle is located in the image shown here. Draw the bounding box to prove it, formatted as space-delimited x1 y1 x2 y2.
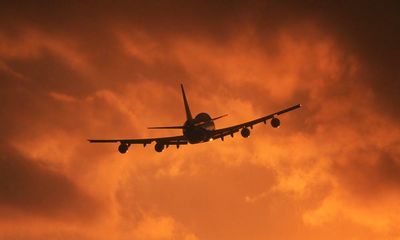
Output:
155 142 165 152
271 117 280 128
118 143 129 154
241 128 250 138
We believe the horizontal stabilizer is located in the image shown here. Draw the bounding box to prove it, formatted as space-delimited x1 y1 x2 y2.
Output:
212 114 228 121
193 114 228 127
148 126 184 129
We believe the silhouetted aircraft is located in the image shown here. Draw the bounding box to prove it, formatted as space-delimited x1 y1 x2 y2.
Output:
88 84 301 153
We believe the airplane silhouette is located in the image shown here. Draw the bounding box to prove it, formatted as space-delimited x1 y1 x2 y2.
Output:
88 84 301 153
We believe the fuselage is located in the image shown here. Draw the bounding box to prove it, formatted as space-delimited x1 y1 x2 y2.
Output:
183 112 215 144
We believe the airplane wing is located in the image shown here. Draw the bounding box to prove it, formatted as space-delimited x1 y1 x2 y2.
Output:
211 104 301 140
88 135 187 146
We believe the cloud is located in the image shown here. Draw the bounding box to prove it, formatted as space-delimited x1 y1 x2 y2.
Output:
131 214 199 240
0 142 99 219
0 1 399 239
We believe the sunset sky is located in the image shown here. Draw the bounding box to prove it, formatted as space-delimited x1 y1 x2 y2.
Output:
1 1 399 239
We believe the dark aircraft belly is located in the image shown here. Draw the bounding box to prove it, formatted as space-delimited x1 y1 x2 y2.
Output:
186 128 211 144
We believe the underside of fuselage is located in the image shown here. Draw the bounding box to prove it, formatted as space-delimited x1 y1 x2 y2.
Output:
183 112 215 144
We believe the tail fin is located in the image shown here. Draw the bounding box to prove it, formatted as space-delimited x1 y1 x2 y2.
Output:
148 84 192 130
181 84 193 121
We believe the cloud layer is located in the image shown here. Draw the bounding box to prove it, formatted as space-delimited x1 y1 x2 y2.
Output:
0 1 399 239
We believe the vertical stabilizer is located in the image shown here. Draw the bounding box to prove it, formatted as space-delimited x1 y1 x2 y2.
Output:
181 84 193 121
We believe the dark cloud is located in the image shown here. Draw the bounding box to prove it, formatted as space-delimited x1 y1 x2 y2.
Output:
310 1 400 117
1 1 398 111
332 148 400 200
0 142 99 219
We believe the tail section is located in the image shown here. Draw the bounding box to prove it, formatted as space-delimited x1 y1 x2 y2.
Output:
181 84 193 121
211 114 228 121
148 84 193 130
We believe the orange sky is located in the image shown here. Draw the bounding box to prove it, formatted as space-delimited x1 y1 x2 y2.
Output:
0 1 399 240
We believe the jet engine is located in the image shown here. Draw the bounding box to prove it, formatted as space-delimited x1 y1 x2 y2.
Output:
271 117 280 128
118 143 129 154
155 142 165 152
241 128 250 138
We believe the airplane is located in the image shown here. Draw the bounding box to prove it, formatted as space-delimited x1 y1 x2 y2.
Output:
88 84 301 154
